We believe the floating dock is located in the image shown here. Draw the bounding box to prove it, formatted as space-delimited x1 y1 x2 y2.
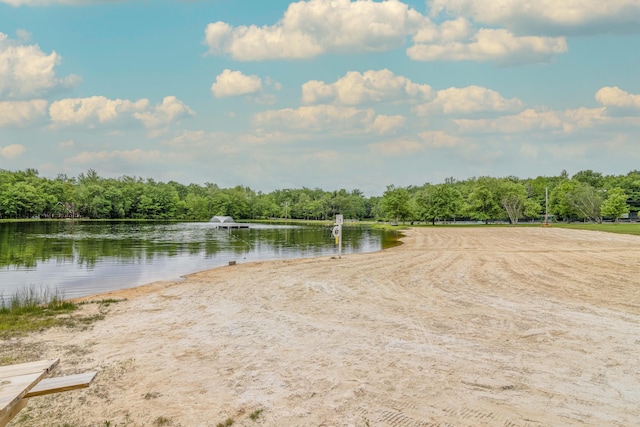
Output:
210 215 249 229
213 223 249 229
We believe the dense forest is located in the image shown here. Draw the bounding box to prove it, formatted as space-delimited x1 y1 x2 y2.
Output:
0 168 638 224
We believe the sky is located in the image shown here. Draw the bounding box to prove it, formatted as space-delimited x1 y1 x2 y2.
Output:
0 0 639 196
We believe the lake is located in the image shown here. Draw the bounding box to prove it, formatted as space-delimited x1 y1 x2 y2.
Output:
0 221 399 301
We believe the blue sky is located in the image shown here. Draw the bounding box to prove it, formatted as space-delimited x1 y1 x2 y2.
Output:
1 0 639 196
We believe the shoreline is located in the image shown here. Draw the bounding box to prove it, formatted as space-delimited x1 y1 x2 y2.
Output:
6 227 640 426
71 235 406 304
70 227 407 304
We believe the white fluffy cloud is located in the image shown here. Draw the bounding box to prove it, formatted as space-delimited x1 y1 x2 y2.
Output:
253 105 387 135
164 130 298 154
371 115 406 135
369 138 425 155
419 130 463 148
204 0 424 60
133 96 195 128
370 130 465 156
49 95 193 130
204 1 569 65
428 0 640 35
408 28 567 65
15 29 31 41
0 32 79 99
66 149 167 164
49 96 149 127
415 85 524 115
58 139 74 149
596 87 640 112
211 69 263 98
0 144 26 159
302 69 433 105
455 107 606 134
369 130 463 156
0 99 48 127
302 71 523 116
413 16 473 44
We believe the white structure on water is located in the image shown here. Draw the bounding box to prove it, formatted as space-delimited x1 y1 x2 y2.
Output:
209 216 249 228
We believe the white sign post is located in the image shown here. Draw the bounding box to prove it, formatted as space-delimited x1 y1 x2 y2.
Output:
333 214 343 259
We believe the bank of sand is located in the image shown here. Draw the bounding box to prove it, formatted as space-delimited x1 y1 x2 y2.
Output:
5 227 640 426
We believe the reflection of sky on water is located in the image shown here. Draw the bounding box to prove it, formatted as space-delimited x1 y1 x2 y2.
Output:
9 252 219 300
1 222 394 301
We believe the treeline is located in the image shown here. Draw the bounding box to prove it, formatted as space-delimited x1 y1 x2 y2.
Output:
0 168 638 223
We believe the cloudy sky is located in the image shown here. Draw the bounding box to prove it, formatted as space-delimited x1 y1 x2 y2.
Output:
1 0 639 195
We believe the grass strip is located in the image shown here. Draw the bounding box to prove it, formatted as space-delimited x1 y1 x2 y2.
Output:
553 223 640 236
0 287 77 339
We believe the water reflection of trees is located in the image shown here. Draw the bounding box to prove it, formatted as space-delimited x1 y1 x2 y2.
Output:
1 222 396 270
0 223 74 268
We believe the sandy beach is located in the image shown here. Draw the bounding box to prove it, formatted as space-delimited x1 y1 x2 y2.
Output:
4 227 640 426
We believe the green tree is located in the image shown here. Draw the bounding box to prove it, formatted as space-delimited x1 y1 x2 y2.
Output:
605 170 640 199
571 182 603 223
415 183 462 225
369 196 384 220
522 175 560 212
136 182 181 219
183 193 210 220
0 179 43 218
496 181 538 225
48 175 76 217
601 188 630 222
550 180 578 222
74 183 107 218
209 191 232 217
524 198 542 221
331 189 367 219
572 170 604 188
308 195 331 220
253 192 280 219
226 186 254 219
381 185 412 224
465 178 501 224
551 180 604 223
111 187 128 217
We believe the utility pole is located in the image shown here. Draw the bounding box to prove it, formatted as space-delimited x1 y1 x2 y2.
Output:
544 187 549 226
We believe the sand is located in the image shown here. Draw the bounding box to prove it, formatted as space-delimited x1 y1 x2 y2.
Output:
4 227 640 426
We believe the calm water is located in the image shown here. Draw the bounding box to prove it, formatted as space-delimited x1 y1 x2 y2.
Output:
0 221 399 301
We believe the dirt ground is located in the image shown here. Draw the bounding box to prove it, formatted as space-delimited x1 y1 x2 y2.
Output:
4 227 640 427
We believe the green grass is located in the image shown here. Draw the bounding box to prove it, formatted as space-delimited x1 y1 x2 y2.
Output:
249 408 264 421
0 287 77 339
384 220 640 237
0 287 122 339
554 222 640 236
82 298 127 307
368 222 410 231
153 416 173 426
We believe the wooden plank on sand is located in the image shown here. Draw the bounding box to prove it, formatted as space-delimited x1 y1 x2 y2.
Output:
0 358 59 423
25 371 98 398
